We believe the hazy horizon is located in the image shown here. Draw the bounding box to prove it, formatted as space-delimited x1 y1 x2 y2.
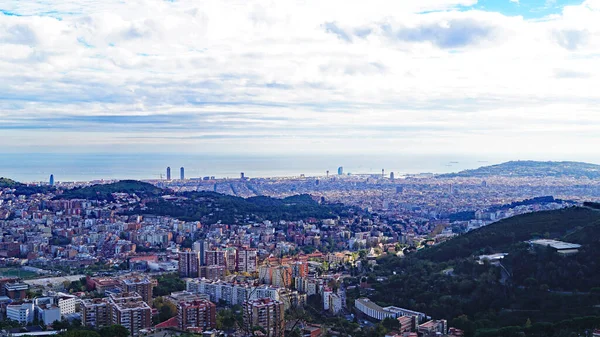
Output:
3 152 600 183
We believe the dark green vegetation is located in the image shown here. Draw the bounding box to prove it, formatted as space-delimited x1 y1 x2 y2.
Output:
439 160 600 178
55 180 164 201
153 297 177 324
153 273 186 296
45 180 349 224
364 207 600 337
0 177 54 195
142 192 348 224
584 201 600 210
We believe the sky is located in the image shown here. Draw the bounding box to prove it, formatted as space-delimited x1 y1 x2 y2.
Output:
1 0 600 159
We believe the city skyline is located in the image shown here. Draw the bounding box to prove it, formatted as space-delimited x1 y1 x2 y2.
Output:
1 0 599 158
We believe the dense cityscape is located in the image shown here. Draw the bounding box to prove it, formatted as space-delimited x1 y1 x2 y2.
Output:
0 161 599 337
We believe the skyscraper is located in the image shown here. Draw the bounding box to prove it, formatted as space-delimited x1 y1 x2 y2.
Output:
382 169 385 178
167 167 171 180
49 174 54 186
337 167 343 175
241 172 245 180
390 172 395 181
180 167 185 180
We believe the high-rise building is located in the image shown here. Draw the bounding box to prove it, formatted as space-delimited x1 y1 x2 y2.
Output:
390 172 395 181
82 298 110 328
241 172 245 180
237 248 258 273
120 276 154 305
179 250 201 278
167 167 171 180
49 174 54 186
193 240 208 266
337 166 343 176
177 299 216 331
382 169 385 178
180 167 185 180
205 250 226 267
200 265 226 280
108 292 152 337
224 248 237 273
243 298 285 337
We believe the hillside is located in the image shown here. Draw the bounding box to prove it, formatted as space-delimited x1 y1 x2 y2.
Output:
0 177 54 195
439 160 600 178
55 180 165 200
418 207 600 262
0 177 21 188
142 191 348 224
365 208 600 337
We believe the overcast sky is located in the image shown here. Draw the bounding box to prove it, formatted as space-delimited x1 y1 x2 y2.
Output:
1 0 599 159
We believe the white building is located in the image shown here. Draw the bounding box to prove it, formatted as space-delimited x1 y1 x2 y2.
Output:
37 304 61 325
323 289 332 311
7 302 35 324
56 293 78 316
329 294 342 314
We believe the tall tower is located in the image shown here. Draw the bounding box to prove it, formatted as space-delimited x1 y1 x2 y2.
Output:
337 167 343 176
49 174 54 186
326 170 329 178
241 172 245 180
166 167 171 180
382 169 385 178
390 172 395 181
180 167 185 180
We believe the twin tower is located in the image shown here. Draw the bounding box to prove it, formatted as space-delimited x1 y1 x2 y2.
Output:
166 167 184 180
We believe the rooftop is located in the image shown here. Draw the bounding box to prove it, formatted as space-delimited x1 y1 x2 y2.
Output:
529 239 581 250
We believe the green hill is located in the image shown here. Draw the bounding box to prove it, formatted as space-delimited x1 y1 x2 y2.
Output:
418 207 600 262
0 177 54 195
142 191 348 224
439 160 600 178
55 180 165 200
365 207 600 337
0 177 22 188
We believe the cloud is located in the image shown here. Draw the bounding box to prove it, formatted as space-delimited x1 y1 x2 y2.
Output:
1 0 600 158
322 21 352 42
553 29 589 50
383 17 498 48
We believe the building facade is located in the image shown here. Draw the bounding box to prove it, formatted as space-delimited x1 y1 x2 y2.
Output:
243 298 285 337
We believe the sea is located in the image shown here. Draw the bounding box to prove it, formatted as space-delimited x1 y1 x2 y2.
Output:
0 152 515 183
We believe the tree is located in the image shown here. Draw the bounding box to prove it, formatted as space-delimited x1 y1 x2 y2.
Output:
99 325 129 337
381 317 400 331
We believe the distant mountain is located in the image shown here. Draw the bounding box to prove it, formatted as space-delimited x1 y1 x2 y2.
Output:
55 180 165 200
439 160 600 178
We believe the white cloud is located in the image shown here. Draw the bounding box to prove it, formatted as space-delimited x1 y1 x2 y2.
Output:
0 0 599 158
